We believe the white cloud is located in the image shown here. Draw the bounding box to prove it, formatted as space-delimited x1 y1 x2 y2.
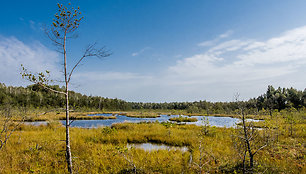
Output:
71 71 155 100
198 39 218 47
219 30 233 38
73 71 151 81
163 26 306 101
72 26 306 102
28 20 43 31
208 39 252 53
171 26 306 77
131 47 151 56
236 26 306 66
0 36 60 86
198 30 233 47
2 26 306 102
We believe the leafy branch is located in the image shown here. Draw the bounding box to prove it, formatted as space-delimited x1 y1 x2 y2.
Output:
20 64 66 95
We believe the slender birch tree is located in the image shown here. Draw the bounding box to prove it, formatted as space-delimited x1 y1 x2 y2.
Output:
22 2 110 173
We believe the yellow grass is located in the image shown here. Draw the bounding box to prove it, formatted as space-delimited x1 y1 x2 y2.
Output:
0 111 305 173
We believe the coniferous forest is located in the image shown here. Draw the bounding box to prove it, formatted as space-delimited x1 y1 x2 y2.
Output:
1 83 305 114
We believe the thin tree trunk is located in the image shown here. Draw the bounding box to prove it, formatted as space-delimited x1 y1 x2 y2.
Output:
242 113 253 170
249 153 254 169
242 151 246 174
65 87 73 173
290 122 293 136
64 34 73 174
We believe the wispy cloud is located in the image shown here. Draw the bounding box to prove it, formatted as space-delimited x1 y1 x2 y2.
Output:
207 39 252 53
219 30 233 38
164 26 306 101
198 30 233 47
72 26 306 102
74 71 151 81
172 26 306 77
72 71 154 100
28 20 43 31
2 26 306 102
131 47 151 56
236 26 306 66
0 36 60 86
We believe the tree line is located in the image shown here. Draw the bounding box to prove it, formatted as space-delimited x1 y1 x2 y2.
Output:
0 83 130 111
0 83 305 114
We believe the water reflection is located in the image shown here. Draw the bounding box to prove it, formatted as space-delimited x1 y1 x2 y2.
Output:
127 143 188 152
24 121 48 126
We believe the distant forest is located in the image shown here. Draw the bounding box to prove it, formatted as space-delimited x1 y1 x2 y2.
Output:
0 83 305 114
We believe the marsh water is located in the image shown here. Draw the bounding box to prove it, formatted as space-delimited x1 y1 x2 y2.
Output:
25 113 260 128
127 143 188 152
61 114 243 128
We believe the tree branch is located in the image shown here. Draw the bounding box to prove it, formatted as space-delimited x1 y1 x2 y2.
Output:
68 120 75 126
38 82 66 95
68 55 85 83
67 43 111 83
253 144 267 155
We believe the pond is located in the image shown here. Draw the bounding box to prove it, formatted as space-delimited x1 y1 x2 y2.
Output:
127 143 188 152
24 121 48 126
61 114 243 128
25 113 260 128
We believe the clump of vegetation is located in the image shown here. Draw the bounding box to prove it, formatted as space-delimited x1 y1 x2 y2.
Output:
59 115 116 120
124 112 160 118
169 116 198 122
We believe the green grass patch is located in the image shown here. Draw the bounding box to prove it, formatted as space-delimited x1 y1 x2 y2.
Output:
169 116 198 122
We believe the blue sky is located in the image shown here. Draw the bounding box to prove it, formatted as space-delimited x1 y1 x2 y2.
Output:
1 0 306 102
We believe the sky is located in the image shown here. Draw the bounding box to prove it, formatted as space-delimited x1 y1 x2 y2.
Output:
0 0 306 102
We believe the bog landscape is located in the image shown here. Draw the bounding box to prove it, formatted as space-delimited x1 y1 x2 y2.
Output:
0 1 305 174
0 84 305 173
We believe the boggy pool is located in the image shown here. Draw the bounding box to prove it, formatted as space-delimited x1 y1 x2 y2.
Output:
127 143 189 152
25 113 260 128
60 114 254 128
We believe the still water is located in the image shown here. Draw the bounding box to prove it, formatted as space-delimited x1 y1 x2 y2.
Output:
127 143 188 152
25 113 260 128
60 114 242 128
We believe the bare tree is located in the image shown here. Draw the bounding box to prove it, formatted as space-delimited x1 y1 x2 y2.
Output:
232 94 270 173
0 105 26 150
21 2 110 173
116 146 137 174
191 123 218 174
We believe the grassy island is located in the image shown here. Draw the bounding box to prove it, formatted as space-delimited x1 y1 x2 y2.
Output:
169 116 198 122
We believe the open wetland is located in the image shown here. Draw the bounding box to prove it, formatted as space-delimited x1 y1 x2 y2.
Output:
25 113 260 128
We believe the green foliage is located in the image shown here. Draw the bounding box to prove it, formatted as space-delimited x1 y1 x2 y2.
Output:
21 64 52 86
187 105 200 114
169 116 198 122
1 83 305 116
0 83 131 111
257 86 305 112
102 127 117 135
201 117 210 136
52 3 83 35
